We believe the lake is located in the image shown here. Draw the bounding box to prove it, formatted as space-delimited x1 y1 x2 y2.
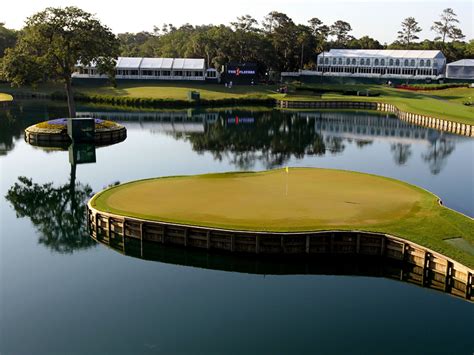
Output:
1 100 473 354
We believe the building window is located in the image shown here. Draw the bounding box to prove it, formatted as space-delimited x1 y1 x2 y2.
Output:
389 59 394 66
410 59 415 66
395 59 400 66
374 59 379 66
352 58 356 65
325 58 329 65
366 58 370 66
381 59 385 66
174 71 183 76
319 57 324 64
360 58 365 65
420 59 424 66
346 58 350 65
426 60 431 67
404 59 408 66
332 58 336 64
338 58 342 65
162 70 171 76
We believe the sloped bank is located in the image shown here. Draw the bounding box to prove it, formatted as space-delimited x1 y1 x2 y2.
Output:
87 168 473 300
277 100 474 137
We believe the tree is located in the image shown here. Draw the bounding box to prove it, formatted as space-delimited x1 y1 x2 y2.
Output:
431 8 465 43
1 7 119 118
231 15 259 32
348 36 384 49
329 20 353 46
397 17 422 47
0 22 17 57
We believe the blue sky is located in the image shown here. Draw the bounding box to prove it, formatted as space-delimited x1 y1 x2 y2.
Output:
3 0 472 43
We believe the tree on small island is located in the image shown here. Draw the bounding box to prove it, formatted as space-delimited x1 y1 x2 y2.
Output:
2 7 119 117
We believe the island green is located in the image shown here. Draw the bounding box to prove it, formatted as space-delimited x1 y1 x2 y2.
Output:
90 168 474 267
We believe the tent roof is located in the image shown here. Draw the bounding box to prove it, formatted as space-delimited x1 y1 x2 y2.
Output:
447 59 474 66
116 57 143 69
320 49 445 59
82 57 206 70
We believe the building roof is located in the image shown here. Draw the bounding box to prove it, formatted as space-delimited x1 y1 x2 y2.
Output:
140 58 173 69
320 49 445 59
447 59 474 66
116 57 143 69
82 57 205 70
172 58 205 70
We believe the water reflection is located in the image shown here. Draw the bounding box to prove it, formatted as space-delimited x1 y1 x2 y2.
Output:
5 170 95 254
6 143 100 254
79 108 464 173
94 233 472 302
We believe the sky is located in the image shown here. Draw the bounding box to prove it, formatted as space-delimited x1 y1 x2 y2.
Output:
2 0 473 44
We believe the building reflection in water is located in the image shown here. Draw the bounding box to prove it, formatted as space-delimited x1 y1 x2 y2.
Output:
79 108 464 173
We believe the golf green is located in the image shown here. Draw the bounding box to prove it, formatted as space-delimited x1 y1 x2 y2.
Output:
90 168 441 231
90 168 474 266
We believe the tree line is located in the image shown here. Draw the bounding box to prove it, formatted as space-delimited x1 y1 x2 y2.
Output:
115 9 473 74
1 8 473 75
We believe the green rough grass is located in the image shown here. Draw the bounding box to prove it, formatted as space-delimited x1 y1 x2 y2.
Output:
277 85 474 125
0 93 13 102
90 168 474 267
1 82 473 124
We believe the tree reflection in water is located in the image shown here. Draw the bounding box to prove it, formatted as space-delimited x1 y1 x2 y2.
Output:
181 111 327 169
423 138 456 175
5 163 96 254
391 143 412 165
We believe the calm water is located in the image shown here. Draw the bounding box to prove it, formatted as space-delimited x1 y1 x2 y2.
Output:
1 100 473 354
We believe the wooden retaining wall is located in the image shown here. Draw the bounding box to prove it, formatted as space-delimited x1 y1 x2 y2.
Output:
277 100 474 137
87 205 473 301
24 126 127 147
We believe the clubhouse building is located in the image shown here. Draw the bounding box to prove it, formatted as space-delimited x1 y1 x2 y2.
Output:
73 57 219 81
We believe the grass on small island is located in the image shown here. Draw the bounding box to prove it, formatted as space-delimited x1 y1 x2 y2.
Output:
31 118 121 133
0 93 13 102
90 168 474 267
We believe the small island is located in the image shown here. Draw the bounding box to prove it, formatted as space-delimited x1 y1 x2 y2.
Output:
24 117 127 147
88 168 474 269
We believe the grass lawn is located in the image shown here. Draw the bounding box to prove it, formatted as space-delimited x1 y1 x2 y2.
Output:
278 84 474 125
0 93 13 102
90 168 474 267
78 81 278 100
1 81 473 125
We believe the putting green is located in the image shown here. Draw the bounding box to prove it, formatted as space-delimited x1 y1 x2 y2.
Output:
90 168 474 266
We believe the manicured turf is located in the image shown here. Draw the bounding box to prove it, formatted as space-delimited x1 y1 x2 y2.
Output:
0 93 13 102
78 82 278 100
279 85 474 125
90 168 474 267
1 82 473 125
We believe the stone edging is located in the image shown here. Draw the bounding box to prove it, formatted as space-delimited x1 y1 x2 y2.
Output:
277 100 474 137
87 202 473 301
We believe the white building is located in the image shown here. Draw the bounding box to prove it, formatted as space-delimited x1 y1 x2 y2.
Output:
446 59 474 80
282 49 446 81
73 57 219 81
